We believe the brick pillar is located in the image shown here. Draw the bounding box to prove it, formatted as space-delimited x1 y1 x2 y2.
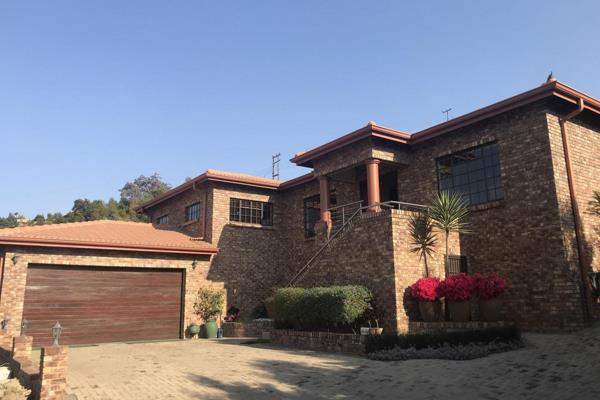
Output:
40 346 69 400
318 176 331 223
366 159 381 212
12 335 33 362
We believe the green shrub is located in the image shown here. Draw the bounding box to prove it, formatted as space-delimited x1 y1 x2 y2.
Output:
364 326 521 354
251 303 269 319
274 285 372 331
193 285 225 321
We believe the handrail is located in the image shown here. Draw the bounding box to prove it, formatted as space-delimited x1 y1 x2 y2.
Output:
288 205 364 287
287 199 429 287
327 200 363 212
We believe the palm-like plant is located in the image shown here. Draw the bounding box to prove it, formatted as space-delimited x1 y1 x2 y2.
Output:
428 191 470 273
590 191 600 217
408 213 437 277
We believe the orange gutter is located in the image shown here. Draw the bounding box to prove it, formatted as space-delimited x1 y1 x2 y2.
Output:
558 97 592 321
0 237 218 256
291 123 410 167
0 253 5 303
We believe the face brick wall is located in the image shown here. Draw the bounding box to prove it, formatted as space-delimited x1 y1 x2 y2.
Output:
146 187 209 239
546 110 600 320
295 210 457 332
397 102 588 331
0 247 215 338
206 182 283 315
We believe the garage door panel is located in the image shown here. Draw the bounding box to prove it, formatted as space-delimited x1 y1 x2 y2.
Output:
22 265 184 346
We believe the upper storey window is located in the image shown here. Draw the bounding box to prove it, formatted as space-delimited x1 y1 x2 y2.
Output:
185 202 201 222
436 142 503 206
229 198 273 226
156 214 169 225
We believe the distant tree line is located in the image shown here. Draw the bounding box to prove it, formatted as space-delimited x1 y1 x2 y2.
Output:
0 174 171 229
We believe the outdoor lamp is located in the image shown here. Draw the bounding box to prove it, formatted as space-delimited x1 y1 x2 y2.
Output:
192 259 198 270
52 321 62 346
1 319 8 333
11 255 21 265
20 319 28 336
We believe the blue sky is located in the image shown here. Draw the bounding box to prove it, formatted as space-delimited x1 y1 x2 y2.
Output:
1 1 600 217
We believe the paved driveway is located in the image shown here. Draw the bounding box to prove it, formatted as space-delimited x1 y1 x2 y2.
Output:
67 325 600 400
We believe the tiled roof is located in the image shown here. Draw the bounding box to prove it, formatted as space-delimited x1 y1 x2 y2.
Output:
0 220 217 255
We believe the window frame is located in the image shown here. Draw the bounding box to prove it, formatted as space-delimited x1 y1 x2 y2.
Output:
156 214 169 225
229 198 273 226
435 142 504 206
184 202 201 222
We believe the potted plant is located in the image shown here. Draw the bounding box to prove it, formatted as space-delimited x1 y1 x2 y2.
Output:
361 300 383 335
473 273 507 321
193 286 225 339
410 277 442 322
439 273 474 322
188 323 201 338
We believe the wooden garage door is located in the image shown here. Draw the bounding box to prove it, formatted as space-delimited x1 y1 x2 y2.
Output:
22 265 184 347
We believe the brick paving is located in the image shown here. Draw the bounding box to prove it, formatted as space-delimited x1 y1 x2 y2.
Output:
66 325 600 400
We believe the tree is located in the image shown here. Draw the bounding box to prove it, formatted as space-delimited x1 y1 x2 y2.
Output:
119 173 171 220
408 213 437 277
0 212 20 228
428 191 470 274
0 173 171 228
590 191 600 217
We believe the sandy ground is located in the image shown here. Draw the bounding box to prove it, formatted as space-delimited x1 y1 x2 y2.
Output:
66 324 600 400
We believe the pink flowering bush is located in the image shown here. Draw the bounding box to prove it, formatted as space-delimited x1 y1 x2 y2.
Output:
410 277 442 301
473 273 507 300
439 273 475 302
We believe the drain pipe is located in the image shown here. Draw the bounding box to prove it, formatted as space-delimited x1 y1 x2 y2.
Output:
558 97 592 321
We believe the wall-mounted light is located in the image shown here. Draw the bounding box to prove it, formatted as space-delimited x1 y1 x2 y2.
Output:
0 319 8 333
11 255 21 265
192 260 198 270
20 319 28 336
52 321 62 346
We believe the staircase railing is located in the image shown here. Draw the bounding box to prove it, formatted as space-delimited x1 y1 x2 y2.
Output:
287 200 428 287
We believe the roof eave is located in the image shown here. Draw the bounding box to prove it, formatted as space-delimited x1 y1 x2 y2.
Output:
291 124 410 167
0 237 218 256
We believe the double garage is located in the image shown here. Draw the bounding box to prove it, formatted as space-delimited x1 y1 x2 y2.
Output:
22 265 184 346
0 220 218 347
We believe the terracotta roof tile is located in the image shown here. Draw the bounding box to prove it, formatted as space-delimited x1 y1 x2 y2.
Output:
0 220 217 255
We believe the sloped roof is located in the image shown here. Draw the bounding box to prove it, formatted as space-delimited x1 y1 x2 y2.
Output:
0 220 217 255
137 169 315 211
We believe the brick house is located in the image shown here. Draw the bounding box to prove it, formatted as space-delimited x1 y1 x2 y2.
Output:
1 77 599 345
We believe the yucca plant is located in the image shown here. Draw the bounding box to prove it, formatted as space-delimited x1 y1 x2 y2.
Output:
428 191 470 272
408 213 437 277
590 191 600 217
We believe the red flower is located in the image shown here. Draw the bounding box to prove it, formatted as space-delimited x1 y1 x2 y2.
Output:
410 277 442 301
439 273 475 302
473 273 507 300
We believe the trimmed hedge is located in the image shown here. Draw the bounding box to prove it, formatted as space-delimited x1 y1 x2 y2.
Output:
365 326 521 354
274 285 372 331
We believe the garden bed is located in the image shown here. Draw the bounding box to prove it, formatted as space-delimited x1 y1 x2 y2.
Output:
366 326 523 361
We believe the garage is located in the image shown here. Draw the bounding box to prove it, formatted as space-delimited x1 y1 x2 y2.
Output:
22 265 184 346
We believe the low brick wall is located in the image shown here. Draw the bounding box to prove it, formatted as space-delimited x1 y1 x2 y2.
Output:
0 333 68 400
223 319 274 338
408 321 513 334
271 330 365 355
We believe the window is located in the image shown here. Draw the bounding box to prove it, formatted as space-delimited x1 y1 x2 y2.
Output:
185 202 201 222
229 198 273 226
303 192 337 238
303 195 321 238
436 142 503 206
156 214 169 225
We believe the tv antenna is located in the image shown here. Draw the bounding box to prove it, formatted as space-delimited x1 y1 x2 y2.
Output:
272 153 281 180
442 108 452 121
